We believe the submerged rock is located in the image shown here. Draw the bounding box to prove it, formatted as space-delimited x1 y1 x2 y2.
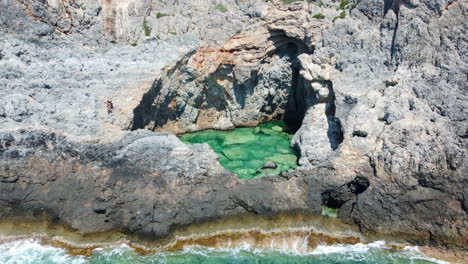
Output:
222 130 256 146
267 154 298 169
260 128 277 135
181 121 299 179
261 161 278 169
271 126 283 132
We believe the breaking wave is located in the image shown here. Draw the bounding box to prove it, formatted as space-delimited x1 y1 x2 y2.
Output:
0 238 448 264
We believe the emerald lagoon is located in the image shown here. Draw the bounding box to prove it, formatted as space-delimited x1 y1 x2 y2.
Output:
179 121 299 179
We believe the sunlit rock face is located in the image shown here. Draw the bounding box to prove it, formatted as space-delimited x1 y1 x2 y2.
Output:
130 28 313 134
130 23 343 170
0 0 467 250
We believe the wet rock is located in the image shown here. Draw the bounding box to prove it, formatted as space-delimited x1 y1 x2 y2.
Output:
271 126 283 132
261 161 277 169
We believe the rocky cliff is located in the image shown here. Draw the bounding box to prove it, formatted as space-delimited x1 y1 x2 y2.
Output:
0 0 467 249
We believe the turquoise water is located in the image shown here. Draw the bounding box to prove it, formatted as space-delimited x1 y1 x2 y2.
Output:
0 239 447 264
321 206 339 218
180 121 299 179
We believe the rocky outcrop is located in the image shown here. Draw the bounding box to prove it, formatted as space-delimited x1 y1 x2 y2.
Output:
318 0 468 247
0 128 322 238
0 0 467 249
131 30 309 133
6 0 255 44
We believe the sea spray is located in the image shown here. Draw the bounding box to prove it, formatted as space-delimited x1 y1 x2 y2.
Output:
0 215 458 263
0 238 448 264
0 238 86 264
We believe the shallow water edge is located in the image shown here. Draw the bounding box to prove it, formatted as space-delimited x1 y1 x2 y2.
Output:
0 213 466 263
0 238 453 264
179 121 299 179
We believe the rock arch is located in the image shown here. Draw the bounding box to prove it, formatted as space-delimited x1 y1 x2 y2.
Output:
131 27 343 168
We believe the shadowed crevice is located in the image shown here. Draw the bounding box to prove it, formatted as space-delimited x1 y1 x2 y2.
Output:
325 82 343 150
131 31 313 134
384 0 401 63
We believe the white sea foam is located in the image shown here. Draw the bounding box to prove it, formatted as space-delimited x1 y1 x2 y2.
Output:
0 238 86 264
178 240 388 257
310 240 387 255
401 246 451 264
93 243 133 256
175 240 445 264
0 238 448 264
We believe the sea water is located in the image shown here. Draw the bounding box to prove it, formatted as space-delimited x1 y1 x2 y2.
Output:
0 239 448 264
180 121 299 179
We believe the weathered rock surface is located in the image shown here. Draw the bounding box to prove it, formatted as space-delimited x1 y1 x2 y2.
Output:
0 0 467 249
0 127 322 238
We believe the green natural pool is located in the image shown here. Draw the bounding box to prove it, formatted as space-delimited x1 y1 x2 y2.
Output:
179 121 299 179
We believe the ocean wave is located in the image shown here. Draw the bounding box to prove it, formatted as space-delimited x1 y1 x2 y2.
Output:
0 238 447 264
400 246 450 264
170 240 447 264
309 240 387 255
0 238 86 264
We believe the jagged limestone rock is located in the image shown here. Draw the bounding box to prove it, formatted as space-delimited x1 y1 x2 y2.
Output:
0 0 466 249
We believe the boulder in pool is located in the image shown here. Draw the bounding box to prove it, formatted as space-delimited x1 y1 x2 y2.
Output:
261 161 277 169
271 126 283 132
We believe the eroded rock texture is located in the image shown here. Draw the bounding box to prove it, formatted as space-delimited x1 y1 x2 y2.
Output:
0 128 321 238
0 0 467 248
131 28 313 133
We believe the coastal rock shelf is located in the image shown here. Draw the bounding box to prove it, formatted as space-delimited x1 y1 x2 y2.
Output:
0 0 466 253
180 121 299 179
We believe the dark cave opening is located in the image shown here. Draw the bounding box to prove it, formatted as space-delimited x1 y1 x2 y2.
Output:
267 36 311 133
285 65 306 132
130 30 340 152
325 82 344 150
128 30 346 179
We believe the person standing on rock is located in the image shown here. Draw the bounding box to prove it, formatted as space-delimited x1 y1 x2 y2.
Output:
106 100 114 114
